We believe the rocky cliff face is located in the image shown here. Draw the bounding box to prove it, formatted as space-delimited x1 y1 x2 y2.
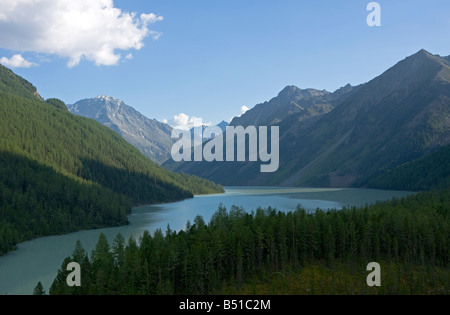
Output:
68 95 174 165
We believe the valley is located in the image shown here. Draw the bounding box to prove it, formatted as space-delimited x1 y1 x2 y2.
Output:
0 49 449 296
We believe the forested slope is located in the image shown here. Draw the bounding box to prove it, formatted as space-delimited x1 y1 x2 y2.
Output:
0 64 223 255
368 144 450 191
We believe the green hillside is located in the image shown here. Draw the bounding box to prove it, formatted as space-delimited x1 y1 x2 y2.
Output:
0 64 223 255
368 144 450 191
0 65 42 100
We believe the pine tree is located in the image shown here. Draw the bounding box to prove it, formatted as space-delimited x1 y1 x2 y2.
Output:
33 281 46 295
72 240 86 264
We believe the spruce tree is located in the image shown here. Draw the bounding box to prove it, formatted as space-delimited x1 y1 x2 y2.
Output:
33 281 46 295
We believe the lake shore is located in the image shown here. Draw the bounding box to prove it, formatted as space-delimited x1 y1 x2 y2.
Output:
0 187 414 295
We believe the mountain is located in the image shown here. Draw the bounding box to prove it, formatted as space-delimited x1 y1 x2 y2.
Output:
230 84 357 127
172 49 450 188
217 120 229 133
165 83 357 173
0 64 223 255
68 96 173 165
275 49 450 188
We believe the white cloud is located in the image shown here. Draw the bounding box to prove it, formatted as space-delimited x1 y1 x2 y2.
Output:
0 54 35 68
149 30 162 40
0 0 163 67
229 105 251 122
240 106 250 116
141 13 163 24
165 113 212 130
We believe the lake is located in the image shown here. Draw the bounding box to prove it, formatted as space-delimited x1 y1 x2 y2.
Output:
0 187 413 295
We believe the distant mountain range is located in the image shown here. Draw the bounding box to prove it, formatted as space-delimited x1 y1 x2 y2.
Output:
68 96 174 165
68 97 230 164
171 49 450 189
187 120 229 140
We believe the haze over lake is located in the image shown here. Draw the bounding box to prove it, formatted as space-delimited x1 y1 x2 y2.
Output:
0 187 413 295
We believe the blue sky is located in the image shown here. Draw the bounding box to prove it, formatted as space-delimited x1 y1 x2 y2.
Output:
1 0 450 127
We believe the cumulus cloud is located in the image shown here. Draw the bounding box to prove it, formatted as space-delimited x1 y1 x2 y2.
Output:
0 0 163 67
0 54 35 68
164 113 212 130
